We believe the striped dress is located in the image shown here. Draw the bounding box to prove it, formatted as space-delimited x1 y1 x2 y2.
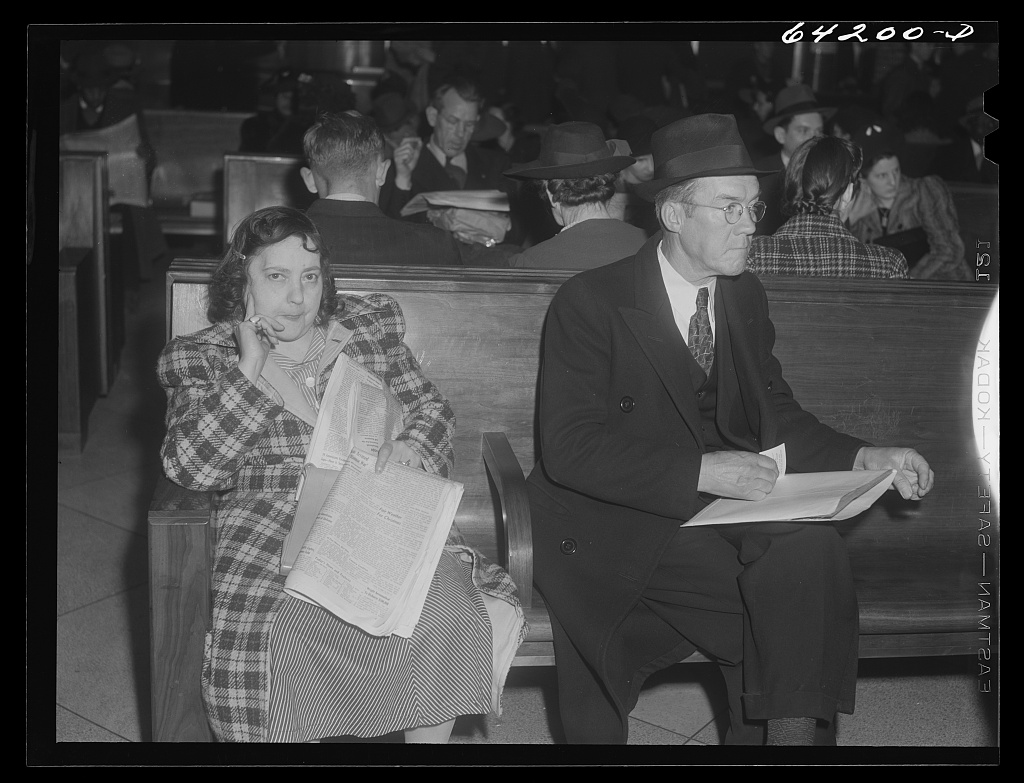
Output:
158 294 526 742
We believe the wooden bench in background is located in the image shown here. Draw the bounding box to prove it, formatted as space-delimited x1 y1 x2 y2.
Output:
948 181 999 282
59 151 117 452
146 109 252 243
150 260 998 741
222 153 315 244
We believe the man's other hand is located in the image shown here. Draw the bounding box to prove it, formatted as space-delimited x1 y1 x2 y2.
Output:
854 446 935 500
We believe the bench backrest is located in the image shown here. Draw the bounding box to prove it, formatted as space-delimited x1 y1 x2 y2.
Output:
60 151 115 395
147 109 252 207
948 181 999 279
222 153 315 243
166 260 998 635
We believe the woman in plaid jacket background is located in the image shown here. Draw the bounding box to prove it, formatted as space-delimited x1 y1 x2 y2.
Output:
746 135 909 279
157 206 525 743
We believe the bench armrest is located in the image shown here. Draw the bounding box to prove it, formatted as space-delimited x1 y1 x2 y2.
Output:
481 431 533 607
147 474 215 741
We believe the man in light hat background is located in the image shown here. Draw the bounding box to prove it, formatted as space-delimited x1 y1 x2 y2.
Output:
526 113 933 745
754 84 836 236
502 122 648 270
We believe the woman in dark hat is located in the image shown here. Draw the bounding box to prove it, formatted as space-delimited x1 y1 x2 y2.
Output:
502 122 649 269
846 121 968 280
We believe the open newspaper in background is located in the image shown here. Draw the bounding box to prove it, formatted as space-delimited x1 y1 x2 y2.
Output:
399 189 510 216
401 189 512 247
281 354 464 638
59 114 150 208
683 442 896 527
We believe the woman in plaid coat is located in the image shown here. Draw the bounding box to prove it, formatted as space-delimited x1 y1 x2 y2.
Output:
747 135 909 279
157 206 525 743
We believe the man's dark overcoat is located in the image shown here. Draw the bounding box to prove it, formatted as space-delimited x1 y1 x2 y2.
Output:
526 232 866 742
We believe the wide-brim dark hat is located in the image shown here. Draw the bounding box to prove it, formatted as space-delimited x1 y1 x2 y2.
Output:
633 113 778 202
504 121 635 179
471 111 509 143
762 84 836 133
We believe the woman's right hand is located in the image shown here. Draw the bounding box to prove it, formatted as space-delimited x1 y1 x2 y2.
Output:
235 294 283 383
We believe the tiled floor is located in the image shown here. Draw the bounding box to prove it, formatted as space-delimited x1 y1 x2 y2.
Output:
47 245 1000 764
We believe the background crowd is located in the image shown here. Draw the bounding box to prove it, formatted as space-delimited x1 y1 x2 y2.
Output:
57 37 998 281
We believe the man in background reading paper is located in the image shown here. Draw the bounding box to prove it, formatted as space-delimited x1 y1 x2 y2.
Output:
526 113 934 745
379 77 524 247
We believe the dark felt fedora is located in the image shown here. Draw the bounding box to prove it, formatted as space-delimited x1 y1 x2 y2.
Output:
762 84 836 133
633 113 778 202
504 121 635 179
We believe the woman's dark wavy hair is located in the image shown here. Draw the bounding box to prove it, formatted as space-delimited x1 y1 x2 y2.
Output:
781 135 862 217
544 172 618 207
206 206 338 325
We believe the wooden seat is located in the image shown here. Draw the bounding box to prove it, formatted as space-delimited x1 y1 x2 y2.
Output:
150 261 999 740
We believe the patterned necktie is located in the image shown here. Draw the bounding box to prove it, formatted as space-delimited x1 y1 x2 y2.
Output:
688 286 714 376
445 159 467 189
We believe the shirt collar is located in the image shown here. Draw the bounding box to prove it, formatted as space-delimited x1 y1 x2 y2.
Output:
656 240 717 337
325 192 371 202
427 139 467 171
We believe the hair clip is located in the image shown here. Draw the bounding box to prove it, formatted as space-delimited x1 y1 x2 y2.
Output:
235 251 247 261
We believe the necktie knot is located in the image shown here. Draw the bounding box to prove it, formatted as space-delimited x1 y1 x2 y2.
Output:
445 159 467 189
688 287 714 376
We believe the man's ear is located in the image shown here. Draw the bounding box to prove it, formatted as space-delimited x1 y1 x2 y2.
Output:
425 105 438 129
659 199 685 234
300 166 318 195
376 157 391 187
773 125 787 146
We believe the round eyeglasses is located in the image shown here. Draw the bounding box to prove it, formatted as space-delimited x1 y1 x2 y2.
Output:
683 200 767 224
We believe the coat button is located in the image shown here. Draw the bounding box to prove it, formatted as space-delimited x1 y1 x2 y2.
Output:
619 396 635 413
767 379 773 391
559 538 577 555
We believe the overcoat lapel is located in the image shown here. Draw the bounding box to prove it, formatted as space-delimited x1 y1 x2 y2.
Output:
618 246 704 444
717 280 776 449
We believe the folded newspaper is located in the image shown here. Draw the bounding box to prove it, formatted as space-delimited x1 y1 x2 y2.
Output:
400 189 510 216
281 354 464 638
683 444 896 527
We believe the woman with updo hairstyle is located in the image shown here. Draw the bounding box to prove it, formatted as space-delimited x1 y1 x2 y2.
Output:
746 135 909 278
157 205 526 744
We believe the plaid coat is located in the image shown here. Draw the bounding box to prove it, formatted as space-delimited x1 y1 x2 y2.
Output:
157 293 521 741
747 213 909 279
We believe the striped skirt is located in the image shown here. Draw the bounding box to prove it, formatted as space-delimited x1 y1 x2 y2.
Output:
266 547 507 741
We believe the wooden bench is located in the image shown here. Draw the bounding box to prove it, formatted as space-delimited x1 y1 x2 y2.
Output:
150 260 999 741
146 109 252 240
59 151 116 452
222 153 315 244
948 181 999 282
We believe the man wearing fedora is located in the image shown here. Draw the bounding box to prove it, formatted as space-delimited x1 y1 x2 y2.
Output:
754 84 836 236
526 113 934 745
502 122 648 270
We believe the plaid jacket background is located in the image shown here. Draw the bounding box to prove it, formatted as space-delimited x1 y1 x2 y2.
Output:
747 213 909 279
157 292 522 741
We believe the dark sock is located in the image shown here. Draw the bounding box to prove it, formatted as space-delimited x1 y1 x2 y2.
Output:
767 716 817 746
